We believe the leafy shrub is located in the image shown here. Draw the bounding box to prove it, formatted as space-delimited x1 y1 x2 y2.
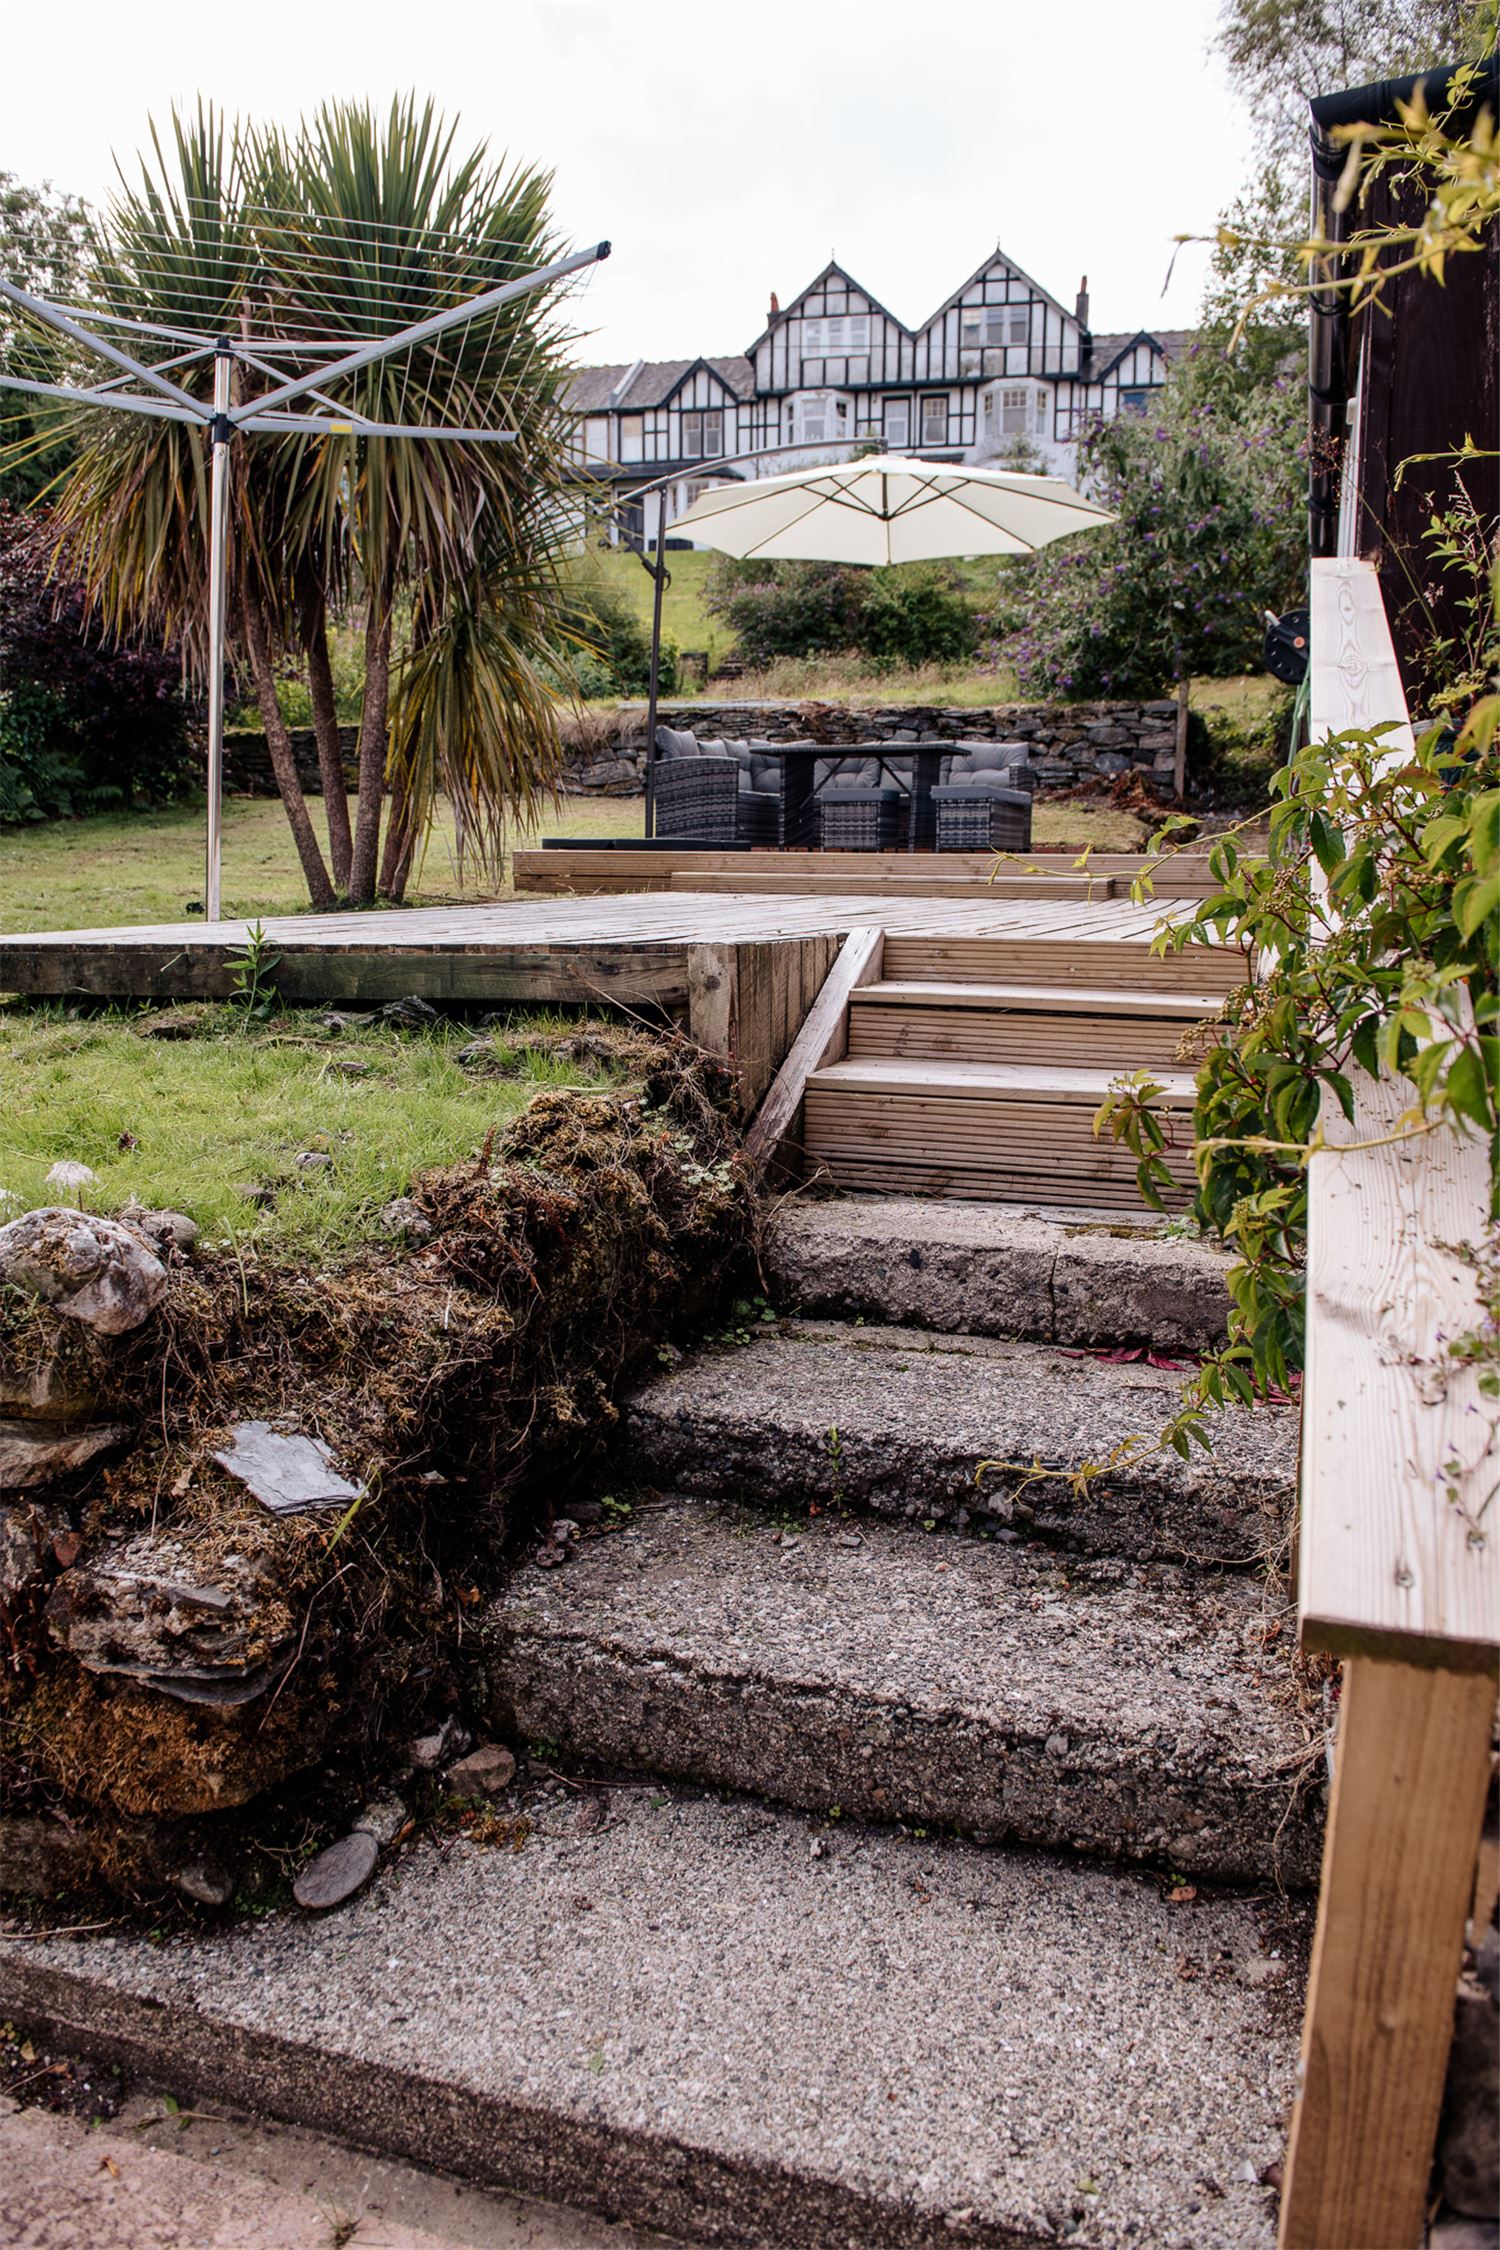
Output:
706 557 978 672
557 573 678 698
1006 363 1306 699
0 503 193 820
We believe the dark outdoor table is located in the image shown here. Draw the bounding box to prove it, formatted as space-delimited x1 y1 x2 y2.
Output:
753 741 947 851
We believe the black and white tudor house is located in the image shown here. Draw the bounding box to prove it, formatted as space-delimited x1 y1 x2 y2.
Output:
567 245 1189 544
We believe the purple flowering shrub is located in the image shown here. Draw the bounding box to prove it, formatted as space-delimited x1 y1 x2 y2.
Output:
1008 369 1306 700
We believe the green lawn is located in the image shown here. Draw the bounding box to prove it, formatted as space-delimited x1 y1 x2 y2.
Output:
0 1005 606 1257
0 788 1151 937
0 794 644 934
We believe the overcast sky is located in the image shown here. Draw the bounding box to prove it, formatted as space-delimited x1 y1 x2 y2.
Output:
0 0 1256 362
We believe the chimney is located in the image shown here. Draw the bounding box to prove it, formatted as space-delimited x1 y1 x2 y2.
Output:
768 290 780 320
1075 275 1090 333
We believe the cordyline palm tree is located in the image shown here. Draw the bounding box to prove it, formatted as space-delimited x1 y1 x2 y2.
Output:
34 98 585 908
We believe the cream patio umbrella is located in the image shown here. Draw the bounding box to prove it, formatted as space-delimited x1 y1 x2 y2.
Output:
663 452 1114 564
640 450 1113 828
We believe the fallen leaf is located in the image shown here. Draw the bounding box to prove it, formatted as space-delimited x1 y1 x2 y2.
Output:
1167 1883 1198 1904
98 2154 120 2179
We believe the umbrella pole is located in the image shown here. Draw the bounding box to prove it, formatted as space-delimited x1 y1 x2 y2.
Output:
643 503 668 841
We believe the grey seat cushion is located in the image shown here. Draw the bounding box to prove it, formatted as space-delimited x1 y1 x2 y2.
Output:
748 750 780 791
655 725 700 761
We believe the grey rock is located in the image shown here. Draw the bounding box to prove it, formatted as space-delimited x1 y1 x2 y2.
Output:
626 1323 1296 1564
0 1499 66 1600
293 1151 333 1174
445 1744 516 1802
486 1499 1322 1886
352 1795 409 1848
1429 2223 1500 2249
211 1422 363 1516
1096 752 1133 775
174 1859 235 1908
292 1831 379 1912
0 1787 1306 2250
377 1197 433 1245
45 1531 290 1705
0 1815 97 1900
0 1209 166 1336
407 1717 469 1771
121 1206 199 1255
0 1418 129 1492
379 996 438 1027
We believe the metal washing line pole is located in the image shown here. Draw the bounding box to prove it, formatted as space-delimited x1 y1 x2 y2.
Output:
0 239 610 919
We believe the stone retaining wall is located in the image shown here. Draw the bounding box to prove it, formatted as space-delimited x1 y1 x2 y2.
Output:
223 725 361 797
564 698 1190 797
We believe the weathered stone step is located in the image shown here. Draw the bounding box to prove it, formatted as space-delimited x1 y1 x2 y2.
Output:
625 1323 1297 1564
484 1498 1322 1885
0 1786 1305 2250
767 1195 1233 1349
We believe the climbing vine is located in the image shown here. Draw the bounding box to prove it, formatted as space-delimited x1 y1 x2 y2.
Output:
1098 693 1498 1452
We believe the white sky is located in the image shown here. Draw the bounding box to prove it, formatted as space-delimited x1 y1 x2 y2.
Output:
0 0 1255 362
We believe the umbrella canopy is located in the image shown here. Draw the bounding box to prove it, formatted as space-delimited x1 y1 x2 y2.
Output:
663 453 1114 565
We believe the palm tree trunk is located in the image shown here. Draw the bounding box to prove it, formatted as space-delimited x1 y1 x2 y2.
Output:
378 780 420 901
348 599 393 906
243 592 337 913
306 600 353 892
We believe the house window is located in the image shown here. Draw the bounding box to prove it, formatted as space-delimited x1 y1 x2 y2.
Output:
883 396 911 448
1009 310 1029 346
796 392 833 443
619 415 643 464
1035 388 1049 433
681 408 724 457
980 391 996 440
962 307 1020 351
920 394 949 445
1120 387 1150 416
1001 388 1029 434
804 314 869 356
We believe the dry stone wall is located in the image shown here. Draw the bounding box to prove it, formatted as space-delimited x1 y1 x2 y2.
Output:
565 698 1187 798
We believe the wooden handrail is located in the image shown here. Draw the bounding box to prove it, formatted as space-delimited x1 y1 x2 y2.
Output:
1277 559 1498 2250
746 926 884 1171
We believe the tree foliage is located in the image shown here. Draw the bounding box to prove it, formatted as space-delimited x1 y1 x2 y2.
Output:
1006 369 1306 699
705 558 979 672
1214 0 1486 163
0 174 93 504
7 102 590 905
0 501 192 820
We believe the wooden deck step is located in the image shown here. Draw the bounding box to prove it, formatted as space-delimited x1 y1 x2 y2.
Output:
667 869 1117 900
848 980 1224 1071
879 935 1244 993
804 1056 1196 1207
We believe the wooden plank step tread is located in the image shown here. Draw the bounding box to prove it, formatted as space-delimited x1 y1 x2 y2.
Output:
853 981 1226 1017
808 1057 1198 1103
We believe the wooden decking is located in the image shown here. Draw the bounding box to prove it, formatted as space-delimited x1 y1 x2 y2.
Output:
0 889 1186 1006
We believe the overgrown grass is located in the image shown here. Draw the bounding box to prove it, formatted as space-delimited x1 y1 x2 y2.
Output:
0 1004 614 1257
708 653 1021 706
0 793 645 934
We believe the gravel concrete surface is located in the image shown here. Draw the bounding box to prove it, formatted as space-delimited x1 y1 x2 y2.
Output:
766 1200 1232 1351
0 1789 1304 2250
625 1323 1297 1564
484 1499 1322 1885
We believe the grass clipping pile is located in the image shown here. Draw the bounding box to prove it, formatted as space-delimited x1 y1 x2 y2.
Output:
1 1030 751 1902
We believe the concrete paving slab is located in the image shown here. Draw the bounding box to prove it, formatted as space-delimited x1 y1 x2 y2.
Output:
625 1324 1297 1565
766 1198 1232 1351
0 1788 1302 2250
484 1499 1322 1885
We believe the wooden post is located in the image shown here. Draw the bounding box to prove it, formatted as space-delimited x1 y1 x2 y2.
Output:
1278 1654 1498 2250
1172 676 1190 804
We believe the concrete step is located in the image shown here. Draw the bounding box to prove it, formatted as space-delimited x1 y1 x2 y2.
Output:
625 1322 1297 1565
766 1195 1233 1350
1 2080 686 2250
484 1498 1323 1885
0 1785 1306 2250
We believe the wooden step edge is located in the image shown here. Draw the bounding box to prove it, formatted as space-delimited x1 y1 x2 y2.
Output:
806 1060 1199 1104
852 981 1228 1017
